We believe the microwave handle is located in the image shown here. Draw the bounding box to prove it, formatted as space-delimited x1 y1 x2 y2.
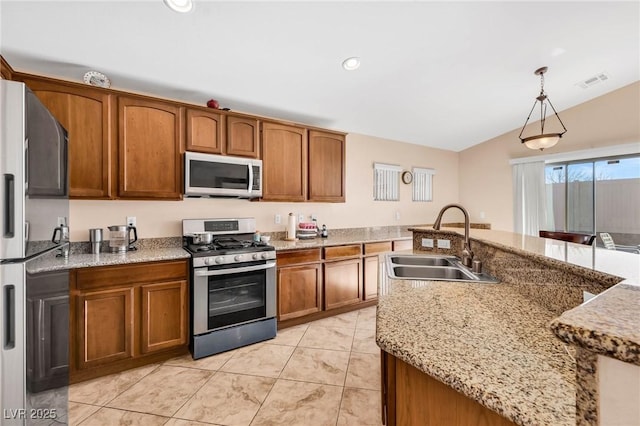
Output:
247 163 253 192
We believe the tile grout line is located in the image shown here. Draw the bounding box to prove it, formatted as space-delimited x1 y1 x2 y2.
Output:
166 368 220 421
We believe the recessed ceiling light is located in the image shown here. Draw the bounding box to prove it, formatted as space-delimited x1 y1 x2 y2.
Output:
164 0 193 13
342 57 361 71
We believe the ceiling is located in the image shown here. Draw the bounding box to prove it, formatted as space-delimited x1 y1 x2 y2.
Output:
1 1 638 152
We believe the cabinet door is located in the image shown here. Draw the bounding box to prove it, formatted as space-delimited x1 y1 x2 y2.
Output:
76 287 133 369
261 121 307 201
23 77 115 199
227 115 259 158
324 258 362 310
118 96 184 199
186 108 225 154
140 280 188 354
363 256 379 300
26 270 69 392
277 264 322 321
308 130 346 202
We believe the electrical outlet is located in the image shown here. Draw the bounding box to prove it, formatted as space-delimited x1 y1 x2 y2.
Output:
298 213 305 223
395 211 401 221
421 238 434 248
56 217 66 227
311 213 317 221
274 214 281 224
480 211 486 220
437 239 451 249
127 216 136 227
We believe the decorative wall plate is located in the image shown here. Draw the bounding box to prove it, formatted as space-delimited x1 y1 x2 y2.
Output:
83 71 111 88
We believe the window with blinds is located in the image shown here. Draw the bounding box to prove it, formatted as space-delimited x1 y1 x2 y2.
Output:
373 163 401 201
412 167 435 201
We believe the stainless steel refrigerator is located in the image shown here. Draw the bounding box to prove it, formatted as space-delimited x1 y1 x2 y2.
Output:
1 80 69 425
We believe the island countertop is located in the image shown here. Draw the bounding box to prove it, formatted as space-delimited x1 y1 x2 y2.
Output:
377 228 640 426
376 262 577 426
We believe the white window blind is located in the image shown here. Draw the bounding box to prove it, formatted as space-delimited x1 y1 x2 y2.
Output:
373 163 401 201
412 167 435 202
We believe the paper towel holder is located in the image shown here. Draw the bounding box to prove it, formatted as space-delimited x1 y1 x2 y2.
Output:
285 212 298 241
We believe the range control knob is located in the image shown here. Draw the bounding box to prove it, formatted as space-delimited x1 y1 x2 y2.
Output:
215 257 223 264
204 258 211 265
261 253 268 260
234 255 241 262
252 254 258 260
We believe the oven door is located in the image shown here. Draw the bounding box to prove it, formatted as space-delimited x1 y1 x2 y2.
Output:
193 260 276 335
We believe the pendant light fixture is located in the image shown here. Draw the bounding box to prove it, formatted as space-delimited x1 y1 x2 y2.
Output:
518 66 567 151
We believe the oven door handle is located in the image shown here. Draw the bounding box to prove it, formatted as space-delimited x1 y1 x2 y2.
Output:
194 261 276 277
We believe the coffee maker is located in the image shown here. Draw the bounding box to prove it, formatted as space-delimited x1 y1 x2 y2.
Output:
107 225 138 253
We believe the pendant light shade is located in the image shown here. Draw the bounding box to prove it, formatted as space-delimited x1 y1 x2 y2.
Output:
518 67 567 151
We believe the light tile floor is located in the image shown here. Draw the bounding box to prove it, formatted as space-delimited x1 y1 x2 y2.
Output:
67 306 382 425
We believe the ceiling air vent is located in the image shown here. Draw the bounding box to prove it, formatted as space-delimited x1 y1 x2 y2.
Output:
576 72 609 89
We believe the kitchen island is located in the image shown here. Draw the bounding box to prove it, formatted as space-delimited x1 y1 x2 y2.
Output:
377 227 639 426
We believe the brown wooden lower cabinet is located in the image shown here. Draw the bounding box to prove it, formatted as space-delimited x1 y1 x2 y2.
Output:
324 258 362 310
277 263 322 321
70 260 189 383
363 256 380 300
76 287 134 370
381 351 517 426
141 280 188 354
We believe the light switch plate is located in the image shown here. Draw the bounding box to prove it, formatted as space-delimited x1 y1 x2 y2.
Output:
437 239 451 249
421 238 434 248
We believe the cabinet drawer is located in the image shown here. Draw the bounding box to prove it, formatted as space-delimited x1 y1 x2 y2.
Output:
277 248 322 266
324 244 362 260
364 241 392 255
392 239 413 252
75 260 188 290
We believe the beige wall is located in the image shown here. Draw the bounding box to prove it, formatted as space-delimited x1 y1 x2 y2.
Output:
458 81 640 231
69 133 459 241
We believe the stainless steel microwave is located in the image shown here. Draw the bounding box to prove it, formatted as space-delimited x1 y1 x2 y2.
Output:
184 152 262 198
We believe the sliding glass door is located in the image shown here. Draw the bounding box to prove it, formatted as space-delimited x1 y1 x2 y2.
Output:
545 155 640 248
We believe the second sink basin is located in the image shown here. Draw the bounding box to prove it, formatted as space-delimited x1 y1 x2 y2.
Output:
390 256 454 266
392 266 475 280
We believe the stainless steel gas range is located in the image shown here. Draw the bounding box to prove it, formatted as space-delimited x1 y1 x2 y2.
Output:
182 218 277 359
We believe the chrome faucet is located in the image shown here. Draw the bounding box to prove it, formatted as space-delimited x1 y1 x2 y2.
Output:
433 204 474 268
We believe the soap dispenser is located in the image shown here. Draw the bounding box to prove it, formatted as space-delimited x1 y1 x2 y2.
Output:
321 224 328 238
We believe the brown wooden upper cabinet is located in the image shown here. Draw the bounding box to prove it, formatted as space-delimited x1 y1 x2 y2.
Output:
118 96 184 199
185 110 259 158
185 107 225 154
21 77 116 199
308 130 346 202
261 121 308 201
227 115 260 158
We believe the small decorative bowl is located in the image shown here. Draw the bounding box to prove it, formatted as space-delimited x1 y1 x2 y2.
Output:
260 235 271 243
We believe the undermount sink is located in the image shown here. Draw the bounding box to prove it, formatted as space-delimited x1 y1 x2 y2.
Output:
390 255 455 266
386 254 499 283
392 266 475 280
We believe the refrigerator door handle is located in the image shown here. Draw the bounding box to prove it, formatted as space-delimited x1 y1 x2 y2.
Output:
3 174 15 237
3 285 15 349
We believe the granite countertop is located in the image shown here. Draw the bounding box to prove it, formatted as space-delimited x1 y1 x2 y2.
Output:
376 268 576 426
410 227 640 366
377 228 640 425
27 247 190 274
269 225 412 251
